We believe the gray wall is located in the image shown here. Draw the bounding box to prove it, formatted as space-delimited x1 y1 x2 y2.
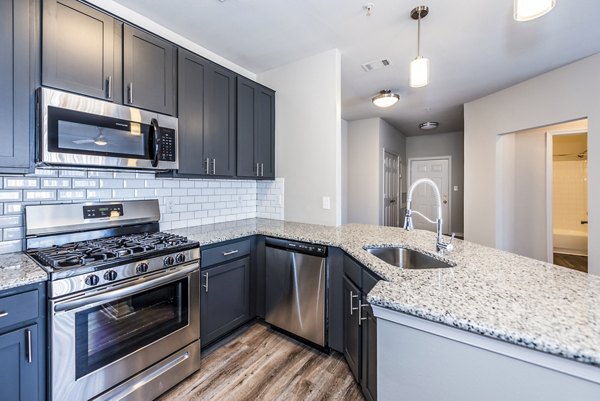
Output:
464 52 600 275
406 131 464 235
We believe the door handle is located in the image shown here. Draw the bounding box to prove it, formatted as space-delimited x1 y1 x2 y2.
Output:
212 159 216 175
349 291 358 315
256 163 260 177
26 329 32 364
359 301 368 326
128 82 133 104
223 250 239 256
0 311 8 318
205 158 210 174
261 163 264 177
150 118 161 168
203 272 209 293
106 76 112 99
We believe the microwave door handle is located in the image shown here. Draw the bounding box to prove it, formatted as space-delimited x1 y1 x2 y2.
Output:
150 118 161 167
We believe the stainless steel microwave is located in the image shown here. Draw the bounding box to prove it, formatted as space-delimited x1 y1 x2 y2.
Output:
38 87 179 170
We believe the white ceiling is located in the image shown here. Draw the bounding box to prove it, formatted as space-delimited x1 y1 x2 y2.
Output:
114 0 600 136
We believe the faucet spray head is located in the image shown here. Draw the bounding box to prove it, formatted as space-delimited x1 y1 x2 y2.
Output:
403 209 414 231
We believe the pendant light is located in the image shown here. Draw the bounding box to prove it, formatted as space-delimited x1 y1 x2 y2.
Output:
409 6 430 88
514 0 556 21
372 90 400 108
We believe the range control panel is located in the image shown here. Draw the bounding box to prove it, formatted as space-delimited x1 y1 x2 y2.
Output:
83 204 124 219
159 128 176 162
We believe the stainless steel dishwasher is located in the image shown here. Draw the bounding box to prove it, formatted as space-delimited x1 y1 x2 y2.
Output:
265 237 328 347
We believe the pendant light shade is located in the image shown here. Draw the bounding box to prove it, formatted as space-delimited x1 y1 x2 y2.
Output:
514 0 556 21
409 6 430 88
372 90 400 108
409 57 430 88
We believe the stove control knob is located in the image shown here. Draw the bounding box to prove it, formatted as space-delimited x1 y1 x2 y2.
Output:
164 256 175 267
104 270 118 281
175 253 186 264
85 274 100 286
136 262 149 274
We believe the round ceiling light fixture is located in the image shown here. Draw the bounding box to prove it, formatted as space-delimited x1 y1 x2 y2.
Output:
514 0 556 22
372 90 400 108
419 121 439 130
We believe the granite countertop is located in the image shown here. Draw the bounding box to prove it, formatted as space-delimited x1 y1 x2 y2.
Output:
0 252 47 291
171 218 600 367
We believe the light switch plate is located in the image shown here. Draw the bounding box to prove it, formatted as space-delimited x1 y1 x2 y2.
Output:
322 196 331 210
453 186 459 192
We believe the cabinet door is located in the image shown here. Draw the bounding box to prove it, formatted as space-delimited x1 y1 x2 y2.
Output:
361 296 377 401
0 325 38 401
42 0 115 100
205 63 236 176
123 25 175 115
0 0 32 172
343 275 361 382
200 256 251 346
256 87 275 179
236 77 258 178
177 50 207 175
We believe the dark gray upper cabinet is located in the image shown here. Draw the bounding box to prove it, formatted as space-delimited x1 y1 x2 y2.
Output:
0 0 33 172
237 76 275 179
123 24 176 115
42 0 115 100
200 256 251 346
177 49 235 176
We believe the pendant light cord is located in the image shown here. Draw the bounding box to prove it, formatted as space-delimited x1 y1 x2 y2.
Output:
417 11 421 58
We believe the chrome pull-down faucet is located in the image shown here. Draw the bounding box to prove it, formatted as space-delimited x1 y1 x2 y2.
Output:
404 178 454 253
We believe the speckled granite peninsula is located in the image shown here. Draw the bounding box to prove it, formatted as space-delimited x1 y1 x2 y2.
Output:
171 218 600 368
0 252 47 291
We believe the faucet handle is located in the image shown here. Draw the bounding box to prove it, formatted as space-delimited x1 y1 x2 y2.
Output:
446 233 456 251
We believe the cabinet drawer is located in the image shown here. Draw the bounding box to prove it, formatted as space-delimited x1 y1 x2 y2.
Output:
0 290 38 332
343 255 362 288
202 238 251 268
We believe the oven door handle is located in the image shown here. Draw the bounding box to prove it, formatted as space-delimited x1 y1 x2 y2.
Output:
54 263 198 313
149 118 161 168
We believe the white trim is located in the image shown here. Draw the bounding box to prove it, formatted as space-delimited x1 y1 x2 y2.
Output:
407 156 453 235
373 305 600 385
545 129 588 263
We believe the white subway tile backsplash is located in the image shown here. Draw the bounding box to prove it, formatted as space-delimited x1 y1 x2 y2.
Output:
0 215 21 228
42 178 71 188
0 191 22 201
58 190 86 200
59 169 87 177
88 171 113 178
87 189 112 199
73 179 99 188
4 178 38 188
0 240 23 254
24 190 56 201
99 179 124 189
3 227 23 241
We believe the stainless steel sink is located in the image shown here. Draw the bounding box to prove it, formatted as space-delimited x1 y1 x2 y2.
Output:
365 247 455 269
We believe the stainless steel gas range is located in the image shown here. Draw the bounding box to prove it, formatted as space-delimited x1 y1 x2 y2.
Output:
25 199 200 401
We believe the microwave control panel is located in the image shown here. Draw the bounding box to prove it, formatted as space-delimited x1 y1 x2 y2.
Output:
159 128 176 161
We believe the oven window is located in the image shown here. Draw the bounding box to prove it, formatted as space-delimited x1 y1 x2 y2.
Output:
75 278 188 379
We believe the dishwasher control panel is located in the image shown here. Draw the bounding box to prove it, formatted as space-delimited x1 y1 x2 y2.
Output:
265 237 327 257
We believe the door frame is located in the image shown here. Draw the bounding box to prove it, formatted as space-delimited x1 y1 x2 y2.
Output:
382 149 401 227
545 129 588 263
407 156 452 235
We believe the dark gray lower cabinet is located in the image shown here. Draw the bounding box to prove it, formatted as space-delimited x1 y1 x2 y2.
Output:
200 256 251 346
0 325 39 401
343 275 361 380
361 296 377 401
0 0 34 172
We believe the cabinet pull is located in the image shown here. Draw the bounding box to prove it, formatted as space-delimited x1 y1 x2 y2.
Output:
205 158 210 174
26 329 32 364
256 163 260 177
359 301 368 326
203 272 209 293
0 311 8 318
128 82 133 104
261 163 264 177
106 76 112 99
223 250 239 256
212 158 216 175
349 291 359 315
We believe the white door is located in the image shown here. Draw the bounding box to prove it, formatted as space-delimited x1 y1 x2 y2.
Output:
409 158 450 234
383 151 401 227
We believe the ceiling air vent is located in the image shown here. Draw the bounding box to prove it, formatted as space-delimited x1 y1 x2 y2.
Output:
361 58 392 72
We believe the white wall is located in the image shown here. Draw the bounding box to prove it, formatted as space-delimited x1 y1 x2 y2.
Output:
341 119 349 224
406 131 464 234
87 0 256 79
258 49 342 226
465 53 600 275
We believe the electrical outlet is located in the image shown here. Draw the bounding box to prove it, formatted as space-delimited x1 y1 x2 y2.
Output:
453 185 459 192
166 198 176 213
322 196 331 210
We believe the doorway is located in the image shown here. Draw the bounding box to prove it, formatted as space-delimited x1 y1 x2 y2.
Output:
383 150 401 227
547 130 588 272
408 157 451 235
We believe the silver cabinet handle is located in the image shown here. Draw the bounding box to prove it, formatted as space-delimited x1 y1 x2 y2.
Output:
203 272 209 293
261 163 264 177
26 329 32 364
223 250 239 256
205 158 210 174
359 301 368 326
128 82 133 104
350 291 358 315
106 76 112 99
256 163 260 177
212 159 216 175
0 311 8 318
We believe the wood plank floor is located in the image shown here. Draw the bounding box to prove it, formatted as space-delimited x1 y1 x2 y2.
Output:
158 322 364 401
554 253 588 273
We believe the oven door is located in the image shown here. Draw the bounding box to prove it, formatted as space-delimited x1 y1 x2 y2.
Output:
39 87 178 170
50 263 199 401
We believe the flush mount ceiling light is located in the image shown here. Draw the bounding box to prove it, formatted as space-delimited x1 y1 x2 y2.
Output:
514 0 556 21
372 90 400 108
419 121 439 130
409 6 430 88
